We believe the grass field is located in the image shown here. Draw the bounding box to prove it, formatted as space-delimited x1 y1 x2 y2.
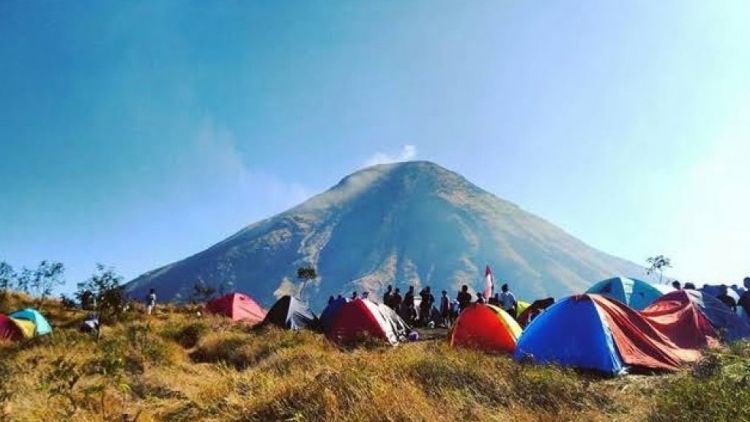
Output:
2 293 749 422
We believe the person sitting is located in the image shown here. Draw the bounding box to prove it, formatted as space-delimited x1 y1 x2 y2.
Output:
672 280 681 290
476 292 486 304
684 282 696 290
488 293 500 306
717 285 737 312
351 291 358 300
457 285 472 312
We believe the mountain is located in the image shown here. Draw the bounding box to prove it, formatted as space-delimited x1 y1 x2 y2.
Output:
125 161 647 308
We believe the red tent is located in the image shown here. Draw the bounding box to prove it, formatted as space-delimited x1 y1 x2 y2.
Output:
327 299 404 346
0 314 23 342
206 293 267 323
591 295 707 371
450 304 522 353
640 291 719 350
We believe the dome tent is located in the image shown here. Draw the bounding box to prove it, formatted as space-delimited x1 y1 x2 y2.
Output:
262 295 319 330
0 315 24 342
647 290 750 342
514 294 707 375
9 308 52 336
586 277 670 310
327 299 408 346
450 303 522 353
206 293 267 323
320 296 349 333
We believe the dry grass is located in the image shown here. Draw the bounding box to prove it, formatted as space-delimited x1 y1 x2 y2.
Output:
0 292 745 421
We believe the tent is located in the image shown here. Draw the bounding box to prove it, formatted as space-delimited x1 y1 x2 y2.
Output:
515 294 706 375
320 297 349 333
9 308 52 336
637 292 718 350
516 298 555 328
648 290 750 342
586 277 670 310
516 301 531 317
262 295 319 330
0 315 24 342
206 293 267 323
327 299 407 346
450 304 522 353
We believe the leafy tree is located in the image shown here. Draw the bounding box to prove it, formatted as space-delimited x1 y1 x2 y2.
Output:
31 260 65 304
76 264 126 324
646 255 672 283
297 266 318 299
0 261 16 312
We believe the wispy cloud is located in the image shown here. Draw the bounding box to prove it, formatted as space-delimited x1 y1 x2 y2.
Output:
363 144 417 167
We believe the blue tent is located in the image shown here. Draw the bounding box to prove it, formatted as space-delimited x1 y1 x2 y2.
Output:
686 290 750 342
9 308 52 336
320 297 349 333
586 277 669 310
514 295 625 375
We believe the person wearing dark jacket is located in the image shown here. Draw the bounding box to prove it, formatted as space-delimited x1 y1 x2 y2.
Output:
457 285 472 313
440 290 452 327
401 286 417 324
739 277 750 316
392 288 403 310
717 285 737 312
418 286 435 326
383 285 394 307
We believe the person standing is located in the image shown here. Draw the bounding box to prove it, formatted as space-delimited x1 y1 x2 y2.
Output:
439 290 452 327
392 288 403 311
717 285 737 312
738 277 750 319
383 285 394 307
499 284 517 318
457 285 472 313
402 286 416 324
418 286 435 326
146 288 157 315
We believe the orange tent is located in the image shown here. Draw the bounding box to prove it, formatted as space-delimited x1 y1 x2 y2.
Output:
450 303 522 353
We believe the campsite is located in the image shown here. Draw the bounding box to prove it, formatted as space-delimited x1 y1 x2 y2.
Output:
3 273 750 421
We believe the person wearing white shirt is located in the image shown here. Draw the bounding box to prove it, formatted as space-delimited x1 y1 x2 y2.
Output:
499 283 517 317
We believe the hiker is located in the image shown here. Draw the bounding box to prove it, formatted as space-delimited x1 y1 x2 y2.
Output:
488 293 500 306
146 289 157 315
672 280 681 290
684 282 696 290
457 285 472 312
440 290 452 327
476 292 486 304
362 291 370 299
80 313 100 337
328 295 335 305
717 285 737 312
418 286 434 326
499 284 517 318
402 286 417 324
738 277 750 319
351 291 358 300
392 288 403 310
383 285 394 306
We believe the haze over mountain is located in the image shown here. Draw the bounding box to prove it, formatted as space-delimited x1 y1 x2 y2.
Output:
125 161 648 308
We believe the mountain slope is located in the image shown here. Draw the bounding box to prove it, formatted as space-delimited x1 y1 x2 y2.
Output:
125 161 647 308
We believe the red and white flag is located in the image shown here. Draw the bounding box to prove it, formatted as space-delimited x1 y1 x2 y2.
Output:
483 265 494 299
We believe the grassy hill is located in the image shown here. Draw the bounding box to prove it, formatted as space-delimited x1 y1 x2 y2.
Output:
1 293 749 421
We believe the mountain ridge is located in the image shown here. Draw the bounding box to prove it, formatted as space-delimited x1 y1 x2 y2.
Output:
125 161 648 307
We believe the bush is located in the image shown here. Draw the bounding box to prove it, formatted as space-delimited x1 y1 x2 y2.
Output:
162 321 209 349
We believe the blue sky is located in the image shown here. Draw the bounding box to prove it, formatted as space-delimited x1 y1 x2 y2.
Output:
2 1 749 292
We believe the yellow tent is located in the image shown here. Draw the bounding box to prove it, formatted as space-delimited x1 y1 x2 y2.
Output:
516 301 531 316
11 318 35 339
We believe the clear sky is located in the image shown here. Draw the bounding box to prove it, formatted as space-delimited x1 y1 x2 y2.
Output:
2 1 749 293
